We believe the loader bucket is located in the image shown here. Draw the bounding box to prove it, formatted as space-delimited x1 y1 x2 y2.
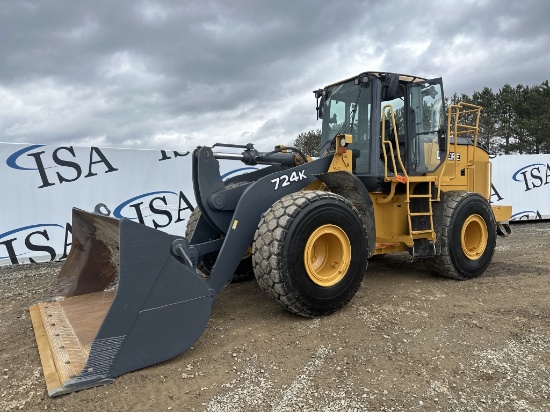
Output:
29 209 213 396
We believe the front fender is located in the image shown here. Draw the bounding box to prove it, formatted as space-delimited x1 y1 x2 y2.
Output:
206 156 333 294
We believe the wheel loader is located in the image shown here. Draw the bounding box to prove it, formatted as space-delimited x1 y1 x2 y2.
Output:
29 71 512 396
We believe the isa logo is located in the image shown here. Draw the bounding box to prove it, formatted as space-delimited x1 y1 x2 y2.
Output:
512 163 550 192
0 223 72 265
112 190 194 230
6 144 118 189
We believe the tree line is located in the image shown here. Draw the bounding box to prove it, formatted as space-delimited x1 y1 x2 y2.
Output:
291 80 550 155
450 80 550 154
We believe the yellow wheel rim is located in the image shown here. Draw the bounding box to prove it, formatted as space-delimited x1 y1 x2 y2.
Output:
304 224 351 287
461 214 488 260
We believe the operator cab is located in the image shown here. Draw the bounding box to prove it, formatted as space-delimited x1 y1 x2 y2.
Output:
315 72 447 189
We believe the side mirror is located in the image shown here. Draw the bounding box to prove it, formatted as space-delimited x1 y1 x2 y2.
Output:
317 97 325 119
314 89 326 120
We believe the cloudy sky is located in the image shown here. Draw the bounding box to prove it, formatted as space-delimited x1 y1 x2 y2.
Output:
1 0 549 151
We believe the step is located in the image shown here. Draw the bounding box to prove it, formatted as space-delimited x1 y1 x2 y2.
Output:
410 212 433 217
411 229 434 235
409 194 432 198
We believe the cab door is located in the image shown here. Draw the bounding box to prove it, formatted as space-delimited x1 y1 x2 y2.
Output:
406 78 446 174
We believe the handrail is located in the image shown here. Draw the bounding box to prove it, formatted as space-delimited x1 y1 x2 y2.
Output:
445 102 482 179
381 105 408 183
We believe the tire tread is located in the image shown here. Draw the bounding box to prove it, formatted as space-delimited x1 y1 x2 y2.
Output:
252 191 367 316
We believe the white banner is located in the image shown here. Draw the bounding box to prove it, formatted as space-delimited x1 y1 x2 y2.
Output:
0 142 257 266
490 154 550 221
1 143 548 266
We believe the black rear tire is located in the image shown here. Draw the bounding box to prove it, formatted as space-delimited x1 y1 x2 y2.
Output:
252 191 368 317
425 191 496 280
185 208 254 282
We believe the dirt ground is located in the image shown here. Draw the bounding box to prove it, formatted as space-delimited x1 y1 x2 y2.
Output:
1 221 549 412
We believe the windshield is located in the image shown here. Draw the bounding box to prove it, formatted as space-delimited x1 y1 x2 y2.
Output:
320 79 373 173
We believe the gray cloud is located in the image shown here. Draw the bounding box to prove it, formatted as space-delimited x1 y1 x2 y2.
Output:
1 0 549 150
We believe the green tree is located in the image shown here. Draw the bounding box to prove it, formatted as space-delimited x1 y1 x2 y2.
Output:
290 129 322 157
471 87 498 152
511 81 550 154
495 84 519 154
447 82 550 154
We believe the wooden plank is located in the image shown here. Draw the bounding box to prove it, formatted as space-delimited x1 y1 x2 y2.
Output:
29 304 63 397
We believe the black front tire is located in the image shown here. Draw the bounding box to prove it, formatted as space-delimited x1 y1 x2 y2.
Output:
252 191 368 317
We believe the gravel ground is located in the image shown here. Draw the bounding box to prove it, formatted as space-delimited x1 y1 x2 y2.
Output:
1 221 549 412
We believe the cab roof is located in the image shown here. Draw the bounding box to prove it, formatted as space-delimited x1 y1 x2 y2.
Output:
324 71 428 89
